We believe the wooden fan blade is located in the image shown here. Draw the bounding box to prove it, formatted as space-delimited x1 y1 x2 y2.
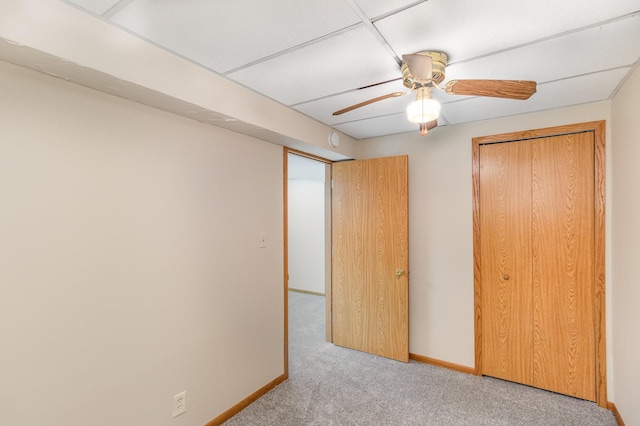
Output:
402 54 433 85
332 92 405 116
444 80 537 100
356 77 402 90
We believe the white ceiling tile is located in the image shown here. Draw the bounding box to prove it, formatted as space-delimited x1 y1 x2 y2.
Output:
443 67 631 124
62 0 122 15
334 112 419 139
227 27 401 105
353 0 424 19
375 0 640 63
109 0 360 73
444 14 640 83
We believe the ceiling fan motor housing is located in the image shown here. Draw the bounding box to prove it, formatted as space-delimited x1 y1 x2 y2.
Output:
402 51 448 88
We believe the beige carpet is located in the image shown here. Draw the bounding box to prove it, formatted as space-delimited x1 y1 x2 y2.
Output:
224 291 616 425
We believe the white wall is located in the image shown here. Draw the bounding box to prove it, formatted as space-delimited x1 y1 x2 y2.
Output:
288 181 326 294
287 178 326 294
357 101 612 378
611 65 640 424
0 60 284 426
287 154 327 294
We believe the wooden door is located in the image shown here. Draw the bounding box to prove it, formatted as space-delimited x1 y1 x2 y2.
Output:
332 156 409 362
477 130 597 401
479 141 534 387
532 133 595 400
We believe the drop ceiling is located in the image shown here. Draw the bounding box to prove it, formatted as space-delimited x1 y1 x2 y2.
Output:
60 0 640 139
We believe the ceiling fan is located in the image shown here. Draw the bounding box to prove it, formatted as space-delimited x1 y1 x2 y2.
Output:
332 51 537 135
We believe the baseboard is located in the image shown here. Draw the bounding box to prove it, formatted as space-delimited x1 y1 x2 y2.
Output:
607 402 626 426
288 288 325 296
204 374 287 426
409 353 477 375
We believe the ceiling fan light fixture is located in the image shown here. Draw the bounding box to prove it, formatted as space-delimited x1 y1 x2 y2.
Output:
406 96 440 124
331 50 536 136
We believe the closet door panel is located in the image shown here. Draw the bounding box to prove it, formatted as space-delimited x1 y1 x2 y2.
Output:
531 133 596 401
479 141 534 386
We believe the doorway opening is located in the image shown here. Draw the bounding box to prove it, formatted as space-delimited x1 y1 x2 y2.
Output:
284 149 410 372
285 150 333 376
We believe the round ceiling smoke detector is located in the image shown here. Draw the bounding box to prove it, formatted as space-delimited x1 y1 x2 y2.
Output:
328 131 340 147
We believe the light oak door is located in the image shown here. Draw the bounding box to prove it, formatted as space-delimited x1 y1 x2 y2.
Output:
479 132 596 401
332 156 409 362
531 133 595 400
480 141 534 387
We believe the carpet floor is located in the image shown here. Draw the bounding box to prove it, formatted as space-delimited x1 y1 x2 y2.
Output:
223 291 616 425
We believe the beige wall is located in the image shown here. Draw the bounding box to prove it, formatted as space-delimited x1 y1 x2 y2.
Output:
357 102 613 377
0 60 284 426
611 65 640 425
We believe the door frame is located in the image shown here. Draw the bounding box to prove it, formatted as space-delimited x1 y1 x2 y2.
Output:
472 121 606 407
283 147 334 378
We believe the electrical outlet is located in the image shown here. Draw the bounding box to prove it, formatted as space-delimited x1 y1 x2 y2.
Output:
172 391 186 418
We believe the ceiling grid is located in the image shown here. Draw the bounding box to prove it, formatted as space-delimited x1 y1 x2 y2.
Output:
57 0 640 139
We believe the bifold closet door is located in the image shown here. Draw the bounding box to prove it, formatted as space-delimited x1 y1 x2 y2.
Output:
479 132 596 401
531 133 595 401
480 141 534 387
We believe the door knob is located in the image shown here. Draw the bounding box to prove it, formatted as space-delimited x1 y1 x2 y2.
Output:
396 268 405 276
503 274 510 280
